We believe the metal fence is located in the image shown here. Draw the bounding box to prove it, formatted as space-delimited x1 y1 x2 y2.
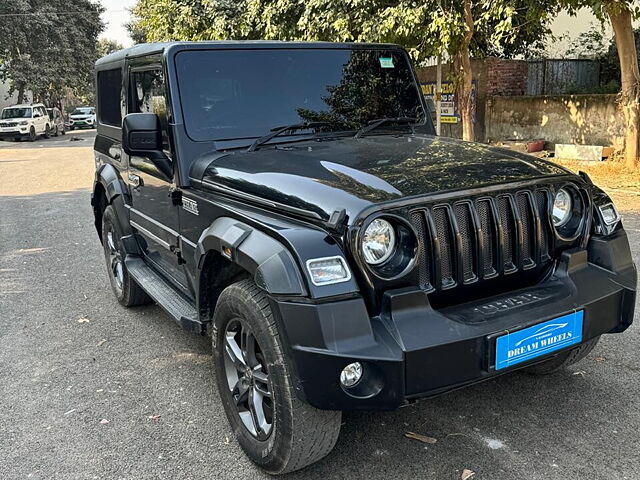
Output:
526 59 600 95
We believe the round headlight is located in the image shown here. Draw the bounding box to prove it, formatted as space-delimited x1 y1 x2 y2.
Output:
552 188 573 227
362 218 396 265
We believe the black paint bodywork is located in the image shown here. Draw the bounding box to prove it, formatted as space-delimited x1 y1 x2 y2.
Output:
92 41 637 410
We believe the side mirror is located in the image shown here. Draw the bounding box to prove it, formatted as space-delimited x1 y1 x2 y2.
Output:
122 113 172 178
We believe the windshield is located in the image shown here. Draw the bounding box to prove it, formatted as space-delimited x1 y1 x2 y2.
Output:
175 48 431 142
1 107 32 119
72 108 93 115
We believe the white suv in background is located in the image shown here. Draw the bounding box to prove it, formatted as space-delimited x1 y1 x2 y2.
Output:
0 104 52 141
68 107 96 130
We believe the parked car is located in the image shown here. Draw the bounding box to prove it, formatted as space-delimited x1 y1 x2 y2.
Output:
68 106 96 130
92 42 636 475
0 103 52 141
46 107 66 136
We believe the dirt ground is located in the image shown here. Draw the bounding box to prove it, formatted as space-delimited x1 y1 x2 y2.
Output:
0 147 95 196
552 158 640 212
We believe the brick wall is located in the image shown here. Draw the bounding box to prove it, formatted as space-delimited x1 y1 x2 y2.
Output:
486 58 528 97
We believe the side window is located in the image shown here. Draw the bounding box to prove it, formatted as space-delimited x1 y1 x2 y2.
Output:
98 68 123 127
130 69 170 153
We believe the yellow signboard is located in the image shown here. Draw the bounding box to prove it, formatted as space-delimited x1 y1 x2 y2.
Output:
421 82 458 124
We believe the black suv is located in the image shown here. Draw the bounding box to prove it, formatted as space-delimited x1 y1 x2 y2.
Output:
92 42 636 474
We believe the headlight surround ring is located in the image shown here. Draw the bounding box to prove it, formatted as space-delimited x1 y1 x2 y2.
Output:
550 184 586 241
358 214 417 280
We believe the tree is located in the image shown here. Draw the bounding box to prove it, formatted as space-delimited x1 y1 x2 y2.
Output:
599 26 639 91
97 39 124 58
564 23 610 58
0 1 104 105
561 1 639 168
129 0 554 141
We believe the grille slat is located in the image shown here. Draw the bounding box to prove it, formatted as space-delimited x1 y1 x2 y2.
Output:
411 211 431 290
476 199 497 277
535 190 550 261
516 193 536 268
409 189 553 294
497 196 516 272
454 203 476 283
433 207 455 288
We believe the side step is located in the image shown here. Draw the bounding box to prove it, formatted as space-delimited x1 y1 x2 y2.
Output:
125 256 206 335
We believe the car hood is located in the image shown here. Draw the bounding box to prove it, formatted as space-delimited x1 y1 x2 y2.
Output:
0 117 29 123
70 115 93 119
197 135 570 222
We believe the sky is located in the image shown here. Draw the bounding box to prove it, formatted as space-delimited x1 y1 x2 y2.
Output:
100 0 137 47
99 2 620 54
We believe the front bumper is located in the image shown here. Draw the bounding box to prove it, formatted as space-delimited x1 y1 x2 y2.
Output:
273 231 636 411
70 119 94 128
0 129 28 138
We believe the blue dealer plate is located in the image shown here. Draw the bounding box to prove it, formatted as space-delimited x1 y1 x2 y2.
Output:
495 311 584 370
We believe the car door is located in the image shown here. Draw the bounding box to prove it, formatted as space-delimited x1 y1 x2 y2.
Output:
125 62 189 292
40 107 48 132
39 107 48 133
32 107 42 133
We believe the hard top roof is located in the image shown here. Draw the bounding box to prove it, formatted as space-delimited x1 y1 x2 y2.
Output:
2 103 45 108
95 40 403 69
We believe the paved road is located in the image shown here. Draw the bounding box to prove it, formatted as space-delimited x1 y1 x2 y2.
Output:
1 140 639 480
0 129 96 149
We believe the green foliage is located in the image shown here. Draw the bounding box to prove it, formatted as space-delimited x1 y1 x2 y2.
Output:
562 20 639 93
560 0 640 22
563 23 609 58
0 1 104 105
129 0 555 62
97 38 124 58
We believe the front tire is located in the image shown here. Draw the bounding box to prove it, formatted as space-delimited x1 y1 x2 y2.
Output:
44 124 50 138
524 336 600 375
101 206 150 307
28 127 36 142
213 280 341 474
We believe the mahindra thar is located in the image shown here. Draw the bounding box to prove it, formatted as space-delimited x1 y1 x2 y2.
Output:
92 41 636 474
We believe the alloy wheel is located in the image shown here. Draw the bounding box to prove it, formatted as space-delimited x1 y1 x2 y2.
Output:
106 230 124 290
223 319 273 440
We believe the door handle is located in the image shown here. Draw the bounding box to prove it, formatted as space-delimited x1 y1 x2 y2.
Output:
128 173 142 188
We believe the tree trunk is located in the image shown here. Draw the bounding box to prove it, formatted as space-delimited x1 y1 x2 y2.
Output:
455 0 474 142
607 5 639 169
17 84 25 105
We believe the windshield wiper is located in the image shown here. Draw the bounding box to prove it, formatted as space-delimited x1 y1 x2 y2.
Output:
354 117 417 139
247 121 333 152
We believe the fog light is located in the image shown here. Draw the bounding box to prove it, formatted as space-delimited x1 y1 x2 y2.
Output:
340 362 363 388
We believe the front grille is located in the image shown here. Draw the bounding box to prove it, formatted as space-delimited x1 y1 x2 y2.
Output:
0 122 18 127
410 189 552 292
